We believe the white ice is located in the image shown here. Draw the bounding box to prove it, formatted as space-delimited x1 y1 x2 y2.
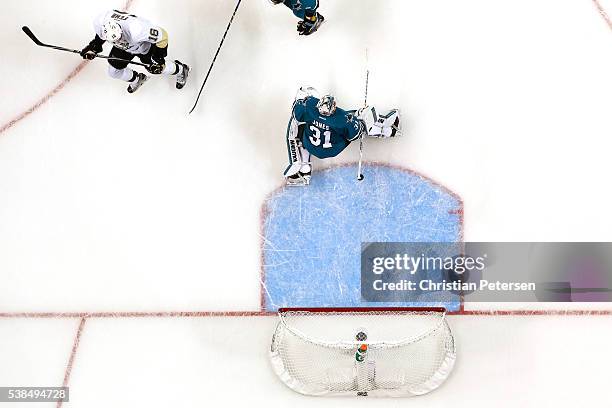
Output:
1 0 612 406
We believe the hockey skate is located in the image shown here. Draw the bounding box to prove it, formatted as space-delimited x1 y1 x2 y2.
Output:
127 72 149 94
285 171 311 186
175 60 190 90
298 13 325 36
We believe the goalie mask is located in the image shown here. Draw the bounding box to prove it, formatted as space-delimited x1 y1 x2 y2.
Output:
102 20 123 44
317 95 337 117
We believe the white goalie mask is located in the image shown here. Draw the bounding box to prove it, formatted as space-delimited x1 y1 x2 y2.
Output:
102 20 123 43
317 95 337 117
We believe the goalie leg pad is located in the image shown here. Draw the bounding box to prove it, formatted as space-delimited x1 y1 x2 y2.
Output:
299 147 311 174
285 144 311 186
284 130 312 186
284 138 303 177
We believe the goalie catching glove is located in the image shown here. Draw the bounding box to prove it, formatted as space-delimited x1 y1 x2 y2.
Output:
357 107 401 138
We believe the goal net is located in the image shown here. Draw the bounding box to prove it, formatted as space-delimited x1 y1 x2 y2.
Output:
269 307 456 397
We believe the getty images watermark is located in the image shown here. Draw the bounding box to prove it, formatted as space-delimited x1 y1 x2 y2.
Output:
361 243 612 303
370 252 534 292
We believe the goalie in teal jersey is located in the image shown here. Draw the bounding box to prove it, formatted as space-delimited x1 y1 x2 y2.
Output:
270 0 324 36
284 87 401 186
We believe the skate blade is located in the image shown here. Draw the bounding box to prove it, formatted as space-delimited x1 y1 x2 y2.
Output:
127 75 149 94
285 176 310 186
301 17 325 36
176 65 190 90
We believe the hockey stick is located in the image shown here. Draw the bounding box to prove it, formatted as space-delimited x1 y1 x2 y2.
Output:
357 50 370 181
189 0 243 114
22 26 151 68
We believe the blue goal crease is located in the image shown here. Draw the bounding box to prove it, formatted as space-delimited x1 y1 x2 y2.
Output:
261 164 463 312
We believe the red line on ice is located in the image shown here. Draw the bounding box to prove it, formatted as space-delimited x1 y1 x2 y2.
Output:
57 318 86 408
0 311 274 319
453 309 612 316
593 0 612 31
0 310 610 318
0 62 89 135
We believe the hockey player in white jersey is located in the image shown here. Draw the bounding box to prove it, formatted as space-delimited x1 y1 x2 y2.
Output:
80 10 190 93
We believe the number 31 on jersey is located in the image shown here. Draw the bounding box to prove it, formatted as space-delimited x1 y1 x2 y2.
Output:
309 126 332 148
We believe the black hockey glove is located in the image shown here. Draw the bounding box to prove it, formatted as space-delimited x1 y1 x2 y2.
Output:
146 61 165 75
147 45 167 74
80 35 104 60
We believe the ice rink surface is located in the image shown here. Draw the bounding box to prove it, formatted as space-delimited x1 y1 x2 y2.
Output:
1 0 612 406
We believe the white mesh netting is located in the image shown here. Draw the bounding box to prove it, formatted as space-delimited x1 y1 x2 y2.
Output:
269 308 456 397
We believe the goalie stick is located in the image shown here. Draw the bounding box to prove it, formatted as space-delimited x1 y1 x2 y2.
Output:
357 50 369 181
189 0 243 114
22 26 151 68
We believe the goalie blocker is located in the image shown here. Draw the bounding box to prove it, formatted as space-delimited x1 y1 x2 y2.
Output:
283 87 401 186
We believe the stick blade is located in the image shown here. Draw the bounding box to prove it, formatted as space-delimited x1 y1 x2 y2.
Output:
22 26 43 45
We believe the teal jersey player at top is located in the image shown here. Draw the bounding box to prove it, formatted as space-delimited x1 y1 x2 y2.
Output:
284 87 402 186
270 0 324 36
